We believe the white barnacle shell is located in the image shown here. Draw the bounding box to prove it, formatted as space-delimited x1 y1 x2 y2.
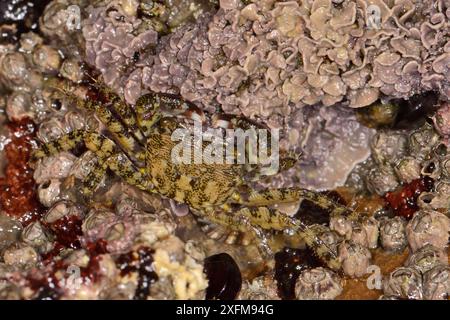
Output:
21 221 53 254
60 59 84 83
383 267 423 300
420 158 441 180
295 267 343 300
379 216 408 252
367 165 399 195
3 242 39 268
37 117 68 143
371 131 408 165
1 52 28 87
38 179 63 208
330 215 352 239
43 201 81 224
33 152 77 184
408 124 441 157
405 244 448 275
423 265 450 300
360 217 379 249
406 210 450 252
19 32 43 53
338 240 372 278
394 156 422 184
6 91 34 121
82 208 116 234
40 0 74 40
238 274 280 300
32 45 62 74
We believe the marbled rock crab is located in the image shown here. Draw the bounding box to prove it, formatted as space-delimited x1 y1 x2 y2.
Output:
31 78 358 270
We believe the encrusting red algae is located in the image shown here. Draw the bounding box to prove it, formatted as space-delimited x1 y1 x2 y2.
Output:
384 176 434 219
0 118 44 225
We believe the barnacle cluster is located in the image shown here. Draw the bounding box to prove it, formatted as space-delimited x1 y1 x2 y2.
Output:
0 0 449 301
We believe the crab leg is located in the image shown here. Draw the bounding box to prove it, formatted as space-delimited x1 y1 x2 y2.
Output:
31 130 151 193
47 78 146 162
81 152 152 197
31 130 116 162
111 98 146 141
95 86 147 143
236 206 341 269
135 92 206 136
81 151 153 196
86 101 146 162
200 208 273 258
134 94 163 136
204 204 341 269
101 152 151 191
81 156 109 196
231 187 353 219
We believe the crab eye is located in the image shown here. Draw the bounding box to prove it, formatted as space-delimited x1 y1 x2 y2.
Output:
132 51 140 63
51 99 62 111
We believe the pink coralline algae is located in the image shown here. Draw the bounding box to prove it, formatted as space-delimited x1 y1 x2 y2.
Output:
83 0 450 115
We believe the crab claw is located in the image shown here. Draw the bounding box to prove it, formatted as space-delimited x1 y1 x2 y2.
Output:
182 104 206 123
211 114 234 129
280 151 301 171
169 199 190 217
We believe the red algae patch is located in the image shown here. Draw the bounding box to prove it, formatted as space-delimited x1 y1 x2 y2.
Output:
384 176 434 219
0 118 44 225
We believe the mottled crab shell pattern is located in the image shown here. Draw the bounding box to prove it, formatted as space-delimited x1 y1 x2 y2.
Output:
30 80 357 270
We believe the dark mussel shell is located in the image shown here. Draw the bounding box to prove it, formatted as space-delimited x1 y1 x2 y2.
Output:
392 91 440 129
204 253 242 300
356 91 440 130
